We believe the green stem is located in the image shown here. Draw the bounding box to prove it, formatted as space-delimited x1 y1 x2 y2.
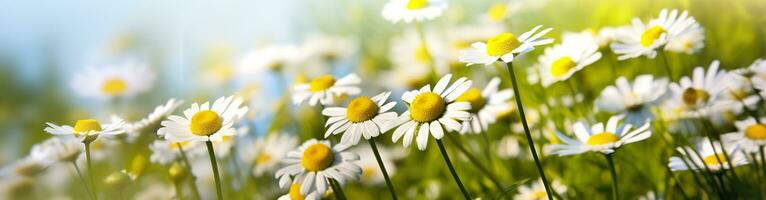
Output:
435 139 470 200
175 182 184 200
503 62 554 200
328 178 347 200
445 134 506 193
604 154 619 200
414 22 438 83
205 141 224 200
368 140 398 200
666 167 690 200
660 50 674 80
84 142 99 200
177 143 202 200
72 161 94 200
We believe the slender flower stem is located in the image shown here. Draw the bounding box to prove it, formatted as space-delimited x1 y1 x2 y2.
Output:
435 139 470 200
503 62 554 200
177 143 202 200
72 161 94 200
205 141 224 200
604 154 619 200
328 178 347 200
666 167 690 200
660 50 674 80
445 134 506 192
84 142 99 200
175 182 184 200
368 140 398 200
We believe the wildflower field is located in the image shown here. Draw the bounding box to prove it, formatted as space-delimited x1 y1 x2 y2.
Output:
2 0 766 199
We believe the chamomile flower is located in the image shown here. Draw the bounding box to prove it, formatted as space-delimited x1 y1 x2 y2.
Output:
611 9 700 60
447 23 505 63
596 75 669 125
292 73 361 106
44 116 126 142
384 74 473 150
237 45 299 73
275 139 361 196
381 0 447 23
668 138 748 172
537 36 602 87
300 34 356 63
277 182 322 200
456 77 513 134
550 115 652 155
71 61 156 99
158 96 249 142
242 133 299 177
323 91 398 146
722 117 766 154
390 29 449 75
661 61 732 120
125 99 183 134
459 25 554 66
148 140 201 165
30 137 83 163
514 178 567 200
665 22 705 54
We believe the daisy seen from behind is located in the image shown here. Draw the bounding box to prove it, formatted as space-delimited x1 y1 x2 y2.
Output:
596 75 668 125
293 73 361 106
275 139 361 198
381 0 447 23
459 25 554 66
455 77 513 134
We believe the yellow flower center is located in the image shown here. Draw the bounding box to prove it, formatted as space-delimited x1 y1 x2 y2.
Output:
189 111 223 136
586 132 619 145
486 33 521 56
414 44 433 64
289 183 305 200
703 153 727 166
406 0 428 10
409 92 446 123
532 190 548 199
640 26 666 47
101 78 128 96
256 153 273 165
169 141 192 150
74 119 103 134
488 3 507 22
455 88 485 113
362 166 376 179
346 96 380 123
301 144 334 171
551 56 577 78
309 75 336 92
745 124 766 140
682 88 710 107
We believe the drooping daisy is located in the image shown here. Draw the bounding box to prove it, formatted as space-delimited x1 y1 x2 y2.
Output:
381 0 447 23
459 25 554 66
549 115 652 155
277 182 323 200
237 45 299 73
456 77 513 134
323 91 398 146
275 139 361 196
148 140 202 165
241 133 299 177
596 75 668 125
661 61 732 120
668 138 749 172
722 117 766 154
665 22 705 54
513 178 567 200
158 96 249 142
70 61 156 99
611 9 700 60
125 99 183 136
44 116 126 143
384 74 473 150
537 36 602 87
292 73 361 106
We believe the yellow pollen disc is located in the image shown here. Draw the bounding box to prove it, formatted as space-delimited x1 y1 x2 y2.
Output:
551 56 577 77
414 44 433 64
101 78 128 96
703 153 727 166
454 88 485 113
409 92 447 123
682 40 693 50
486 33 521 56
255 153 272 165
640 26 666 47
681 88 710 106
488 3 507 22
346 96 380 123
301 144 334 171
170 141 191 150
289 183 305 200
362 166 376 179
406 0 428 10
745 124 766 140
189 111 223 136
309 75 336 92
586 132 619 145
532 190 548 199
74 119 103 134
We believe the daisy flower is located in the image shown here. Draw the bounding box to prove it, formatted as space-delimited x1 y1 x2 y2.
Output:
292 73 361 106
513 179 567 200
722 117 766 154
389 29 449 75
596 75 669 125
44 116 126 143
611 9 700 60
70 61 155 99
549 115 652 155
537 36 602 87
384 74 472 150
300 34 356 63
661 60 732 120
30 137 83 163
277 182 323 200
237 45 299 73
275 139 361 197
455 77 513 134
446 23 505 63
381 0 447 23
158 96 248 142
459 25 554 66
322 91 398 146
125 99 183 135
665 22 705 54
241 133 299 177
148 140 202 165
669 138 748 172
